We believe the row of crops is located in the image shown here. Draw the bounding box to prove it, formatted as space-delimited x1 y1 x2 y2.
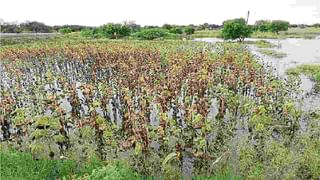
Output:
0 41 319 179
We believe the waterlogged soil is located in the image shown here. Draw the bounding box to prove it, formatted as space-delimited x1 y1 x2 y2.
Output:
195 37 320 111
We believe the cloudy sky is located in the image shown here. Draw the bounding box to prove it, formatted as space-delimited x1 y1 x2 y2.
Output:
0 0 319 26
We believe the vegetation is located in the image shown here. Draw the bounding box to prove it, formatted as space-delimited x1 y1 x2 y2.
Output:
254 20 290 34
221 18 251 41
131 28 175 40
245 40 276 48
0 150 104 179
59 27 73 34
257 49 287 58
270 20 290 34
287 64 320 91
0 39 318 179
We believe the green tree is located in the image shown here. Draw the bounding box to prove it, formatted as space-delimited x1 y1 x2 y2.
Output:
184 26 195 35
270 20 289 34
100 23 131 39
221 18 251 42
255 20 272 32
132 28 171 40
58 27 72 34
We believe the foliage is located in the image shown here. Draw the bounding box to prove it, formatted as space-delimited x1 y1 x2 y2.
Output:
254 20 272 32
0 40 315 178
169 27 183 34
257 49 287 58
0 21 53 33
99 23 131 39
287 64 320 82
79 161 141 180
221 18 251 41
0 150 104 180
132 28 173 40
184 26 196 35
245 40 276 48
270 20 290 34
59 27 72 34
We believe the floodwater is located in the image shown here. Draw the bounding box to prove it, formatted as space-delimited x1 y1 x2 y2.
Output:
195 37 320 111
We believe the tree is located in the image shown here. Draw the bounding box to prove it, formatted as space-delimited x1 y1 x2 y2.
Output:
58 27 72 34
255 20 272 32
132 28 170 40
100 23 131 39
184 26 195 35
270 20 289 34
221 18 251 42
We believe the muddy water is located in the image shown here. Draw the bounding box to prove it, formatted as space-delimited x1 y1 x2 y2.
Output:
195 37 320 111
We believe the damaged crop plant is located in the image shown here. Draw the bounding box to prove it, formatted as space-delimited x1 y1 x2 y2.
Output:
0 40 319 179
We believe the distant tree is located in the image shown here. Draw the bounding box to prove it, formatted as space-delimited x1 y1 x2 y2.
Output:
53 25 89 32
255 20 272 32
59 27 72 34
81 28 95 37
100 23 131 39
270 20 289 34
162 24 173 30
221 18 251 42
123 20 141 33
132 28 171 40
20 21 52 33
184 26 195 35
169 27 183 34
312 23 320 28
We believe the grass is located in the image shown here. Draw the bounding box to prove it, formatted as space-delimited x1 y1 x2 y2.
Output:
245 40 276 48
190 27 320 39
287 64 320 92
191 29 222 38
0 150 104 180
257 49 287 58
251 27 320 39
0 150 243 180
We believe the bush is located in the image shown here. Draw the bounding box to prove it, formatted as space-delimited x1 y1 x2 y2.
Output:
81 162 141 180
184 26 195 35
59 27 72 34
221 18 251 42
270 20 290 34
81 28 95 37
99 23 131 39
0 150 104 180
169 27 183 34
132 28 172 40
255 20 272 32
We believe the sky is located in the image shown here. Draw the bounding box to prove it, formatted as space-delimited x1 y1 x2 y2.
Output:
0 0 319 26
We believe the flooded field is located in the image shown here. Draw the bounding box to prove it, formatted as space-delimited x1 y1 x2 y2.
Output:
196 37 320 111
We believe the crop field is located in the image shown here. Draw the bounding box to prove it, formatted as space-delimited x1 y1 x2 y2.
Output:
0 39 319 179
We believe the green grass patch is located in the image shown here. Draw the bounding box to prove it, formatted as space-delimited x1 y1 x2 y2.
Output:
245 40 276 48
0 150 104 180
287 64 320 92
287 64 320 82
191 29 222 38
251 27 320 39
257 49 287 58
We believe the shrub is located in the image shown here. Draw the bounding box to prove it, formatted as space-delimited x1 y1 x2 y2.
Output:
270 20 290 34
99 23 131 39
184 26 195 35
59 27 72 34
132 28 171 40
255 20 272 32
81 28 95 37
221 18 251 42
81 161 141 180
169 27 183 34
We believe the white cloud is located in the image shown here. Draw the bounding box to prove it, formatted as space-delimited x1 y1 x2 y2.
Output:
0 0 319 26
